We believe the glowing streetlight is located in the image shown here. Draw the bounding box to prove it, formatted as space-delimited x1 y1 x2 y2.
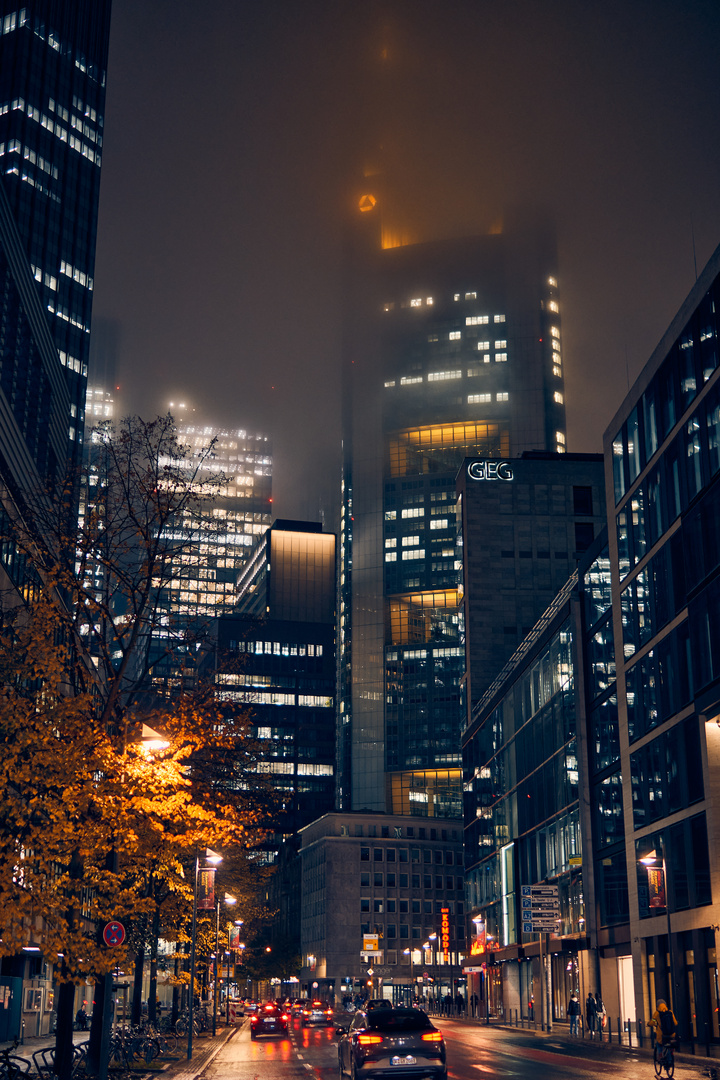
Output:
188 849 222 1060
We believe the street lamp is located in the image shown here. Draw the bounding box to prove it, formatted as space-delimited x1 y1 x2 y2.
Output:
227 920 243 1024
640 839 677 1011
403 949 414 1004
188 848 222 1061
98 724 169 1080
213 893 236 1035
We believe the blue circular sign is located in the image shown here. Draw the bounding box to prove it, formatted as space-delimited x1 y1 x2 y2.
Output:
103 921 126 947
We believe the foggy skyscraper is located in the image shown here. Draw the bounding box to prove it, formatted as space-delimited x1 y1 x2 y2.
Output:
339 199 567 814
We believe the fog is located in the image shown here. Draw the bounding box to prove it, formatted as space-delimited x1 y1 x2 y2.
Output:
91 0 720 519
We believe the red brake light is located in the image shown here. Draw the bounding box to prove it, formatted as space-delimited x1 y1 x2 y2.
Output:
282 1014 289 1021
357 1034 383 1045
422 1032 443 1042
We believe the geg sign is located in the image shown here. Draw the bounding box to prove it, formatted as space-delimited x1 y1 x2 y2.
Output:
467 460 513 482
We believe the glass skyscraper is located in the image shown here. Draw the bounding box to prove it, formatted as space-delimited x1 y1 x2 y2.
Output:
0 1 111 598
339 202 567 815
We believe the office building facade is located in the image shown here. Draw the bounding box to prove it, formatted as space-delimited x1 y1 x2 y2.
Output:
299 811 466 1007
340 205 567 814
0 2 112 474
604 240 720 1047
148 410 272 689
216 521 337 841
457 451 606 725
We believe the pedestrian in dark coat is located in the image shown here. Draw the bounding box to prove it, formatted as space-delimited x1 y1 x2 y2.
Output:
586 992 597 1038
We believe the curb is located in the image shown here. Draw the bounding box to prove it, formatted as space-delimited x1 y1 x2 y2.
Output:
162 1024 238 1080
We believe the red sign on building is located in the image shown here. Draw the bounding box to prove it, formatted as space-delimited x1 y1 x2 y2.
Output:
441 907 450 962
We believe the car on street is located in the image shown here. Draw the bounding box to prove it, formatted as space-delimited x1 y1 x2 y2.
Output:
336 1005 446 1080
250 1001 289 1039
301 999 334 1026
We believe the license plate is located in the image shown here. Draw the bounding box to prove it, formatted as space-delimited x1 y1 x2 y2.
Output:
391 1056 417 1066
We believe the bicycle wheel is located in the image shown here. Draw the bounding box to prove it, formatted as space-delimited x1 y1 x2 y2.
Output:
162 1034 178 1054
653 1044 663 1077
664 1048 674 1078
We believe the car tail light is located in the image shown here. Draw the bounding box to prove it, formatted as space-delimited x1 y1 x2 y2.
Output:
357 1034 383 1045
422 1032 443 1042
251 1017 258 1024
282 1014 289 1021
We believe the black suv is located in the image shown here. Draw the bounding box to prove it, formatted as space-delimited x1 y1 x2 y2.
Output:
337 1006 446 1079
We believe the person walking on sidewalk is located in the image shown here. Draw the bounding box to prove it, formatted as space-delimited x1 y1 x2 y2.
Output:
568 993 581 1036
586 992 597 1038
595 992 606 1033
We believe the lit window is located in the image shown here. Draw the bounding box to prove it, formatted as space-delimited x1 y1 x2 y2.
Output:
465 291 477 300
428 370 462 381
495 352 507 362
400 376 423 385
430 519 449 530
427 334 439 342
556 431 566 444
385 538 397 548
550 326 560 338
401 548 425 560
548 300 559 313
426 297 434 305
494 314 506 323
453 293 460 301
449 331 461 340
553 364 562 378
548 276 557 287
468 394 491 404
410 298 423 307
552 338 561 352
554 391 564 404
401 535 420 546
496 392 509 402
384 380 396 388
385 511 397 520
477 341 490 351
401 507 424 519
494 340 507 349
466 315 489 326
385 552 397 562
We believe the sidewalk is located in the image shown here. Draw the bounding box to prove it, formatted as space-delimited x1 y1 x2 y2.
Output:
0 1023 239 1080
442 1013 720 1079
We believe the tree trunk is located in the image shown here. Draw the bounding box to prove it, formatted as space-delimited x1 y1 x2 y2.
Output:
148 906 160 1024
131 943 145 1026
87 974 105 1075
54 978 76 1080
171 951 180 1027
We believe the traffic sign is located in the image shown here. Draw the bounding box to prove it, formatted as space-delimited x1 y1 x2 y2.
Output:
103 921 126 947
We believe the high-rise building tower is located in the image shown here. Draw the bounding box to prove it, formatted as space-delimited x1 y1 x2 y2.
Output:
339 202 567 814
0 2 111 463
0 2 111 602
148 407 272 690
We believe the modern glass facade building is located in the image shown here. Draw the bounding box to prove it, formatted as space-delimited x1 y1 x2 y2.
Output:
0 2 111 473
216 522 336 840
340 204 567 815
604 239 720 1047
147 411 272 690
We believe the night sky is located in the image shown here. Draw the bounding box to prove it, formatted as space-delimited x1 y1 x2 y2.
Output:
91 0 720 520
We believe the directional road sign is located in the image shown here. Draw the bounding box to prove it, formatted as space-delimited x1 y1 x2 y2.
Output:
521 885 560 932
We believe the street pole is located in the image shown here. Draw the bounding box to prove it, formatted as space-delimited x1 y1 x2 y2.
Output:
213 899 220 1036
187 853 199 1061
661 835 677 1012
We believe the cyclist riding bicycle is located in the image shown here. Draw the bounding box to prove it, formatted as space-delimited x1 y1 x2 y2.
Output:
651 999 679 1047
